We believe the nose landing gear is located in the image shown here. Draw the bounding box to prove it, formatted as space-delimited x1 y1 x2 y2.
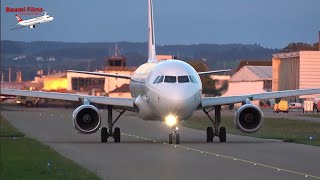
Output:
169 126 180 144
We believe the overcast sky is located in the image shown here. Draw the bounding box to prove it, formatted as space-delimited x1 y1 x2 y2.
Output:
1 0 319 48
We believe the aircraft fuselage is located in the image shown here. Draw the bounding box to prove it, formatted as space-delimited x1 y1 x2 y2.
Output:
18 15 54 27
130 60 202 121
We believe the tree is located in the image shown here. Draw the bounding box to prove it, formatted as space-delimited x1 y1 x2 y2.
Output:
188 61 208 72
187 60 229 96
313 42 320 50
282 42 317 52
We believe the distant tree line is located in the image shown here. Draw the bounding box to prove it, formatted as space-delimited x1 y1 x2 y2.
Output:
4 40 318 82
282 42 319 52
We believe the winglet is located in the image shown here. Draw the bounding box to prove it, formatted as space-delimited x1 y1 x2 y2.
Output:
147 0 157 62
15 14 23 22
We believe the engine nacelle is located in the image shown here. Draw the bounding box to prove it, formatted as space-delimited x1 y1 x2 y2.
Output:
29 25 35 29
234 104 264 133
72 105 101 134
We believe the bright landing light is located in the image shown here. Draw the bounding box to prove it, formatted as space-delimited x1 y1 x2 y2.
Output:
165 114 177 127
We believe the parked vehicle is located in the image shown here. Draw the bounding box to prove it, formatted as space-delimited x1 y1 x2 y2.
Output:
288 102 302 109
313 98 320 113
16 96 76 108
16 96 42 107
273 100 289 113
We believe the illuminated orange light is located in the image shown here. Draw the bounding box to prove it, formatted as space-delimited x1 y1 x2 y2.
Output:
44 78 67 91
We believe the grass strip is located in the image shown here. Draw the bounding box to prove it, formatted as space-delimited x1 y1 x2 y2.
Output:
0 116 101 180
300 113 320 118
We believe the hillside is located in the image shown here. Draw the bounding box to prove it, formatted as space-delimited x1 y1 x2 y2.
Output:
1 41 279 81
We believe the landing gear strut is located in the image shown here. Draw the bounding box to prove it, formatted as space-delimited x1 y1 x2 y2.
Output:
168 126 180 144
203 105 226 143
101 105 126 143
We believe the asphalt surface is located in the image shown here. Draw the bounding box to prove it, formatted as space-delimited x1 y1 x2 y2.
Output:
1 105 320 180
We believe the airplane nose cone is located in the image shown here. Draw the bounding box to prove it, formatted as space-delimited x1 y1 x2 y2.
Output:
158 85 200 118
169 88 193 101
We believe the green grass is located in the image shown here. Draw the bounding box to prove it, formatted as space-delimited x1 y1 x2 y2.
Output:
182 116 320 146
300 113 320 118
0 116 101 180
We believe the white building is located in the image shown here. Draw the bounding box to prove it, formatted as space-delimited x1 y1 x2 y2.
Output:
223 66 272 105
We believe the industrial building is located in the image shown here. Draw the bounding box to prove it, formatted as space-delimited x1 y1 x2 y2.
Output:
43 73 67 91
66 45 175 97
272 51 320 100
67 50 134 97
222 65 272 105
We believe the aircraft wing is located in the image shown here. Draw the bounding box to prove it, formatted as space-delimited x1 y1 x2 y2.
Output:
10 25 27 30
1 89 135 110
201 88 320 108
68 70 132 79
198 69 231 75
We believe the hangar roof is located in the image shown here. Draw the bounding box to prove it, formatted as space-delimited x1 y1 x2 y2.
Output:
236 60 272 72
230 66 272 82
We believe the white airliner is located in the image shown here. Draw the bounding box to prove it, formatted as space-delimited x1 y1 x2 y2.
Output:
10 12 54 30
2 0 320 144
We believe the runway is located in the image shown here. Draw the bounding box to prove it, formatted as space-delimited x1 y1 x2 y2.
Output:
1 105 320 180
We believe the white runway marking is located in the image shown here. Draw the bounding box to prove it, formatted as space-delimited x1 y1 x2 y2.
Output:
122 132 320 179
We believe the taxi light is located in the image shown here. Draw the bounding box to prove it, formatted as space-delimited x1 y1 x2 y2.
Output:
165 114 177 127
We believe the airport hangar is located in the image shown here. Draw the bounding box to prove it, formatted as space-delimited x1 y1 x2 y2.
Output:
213 51 320 106
272 51 320 101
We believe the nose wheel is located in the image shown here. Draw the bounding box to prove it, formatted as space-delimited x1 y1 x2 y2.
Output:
169 126 180 144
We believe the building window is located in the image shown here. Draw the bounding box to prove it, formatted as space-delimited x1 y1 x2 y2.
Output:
71 77 105 92
263 80 272 91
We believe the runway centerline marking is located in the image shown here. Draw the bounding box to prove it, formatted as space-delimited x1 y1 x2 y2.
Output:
122 132 320 179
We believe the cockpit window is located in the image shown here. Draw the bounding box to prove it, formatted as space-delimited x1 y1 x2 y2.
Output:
189 75 198 84
154 75 197 84
178 76 189 83
157 76 164 83
164 76 176 83
153 76 160 84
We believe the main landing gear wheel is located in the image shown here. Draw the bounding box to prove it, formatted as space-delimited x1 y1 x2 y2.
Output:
203 105 227 143
219 127 226 142
206 127 214 142
114 127 121 143
100 106 126 143
101 127 108 143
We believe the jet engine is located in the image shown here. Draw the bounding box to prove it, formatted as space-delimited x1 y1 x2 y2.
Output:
29 25 35 28
72 105 101 134
234 104 264 133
